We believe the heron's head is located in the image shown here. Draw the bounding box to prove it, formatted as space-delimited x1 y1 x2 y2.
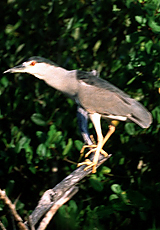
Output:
3 56 58 79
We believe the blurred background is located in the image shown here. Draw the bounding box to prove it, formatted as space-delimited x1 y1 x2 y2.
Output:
0 0 160 229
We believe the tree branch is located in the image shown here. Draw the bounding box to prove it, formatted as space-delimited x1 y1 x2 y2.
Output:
37 186 78 230
0 154 111 230
0 221 7 230
28 154 111 227
0 189 28 230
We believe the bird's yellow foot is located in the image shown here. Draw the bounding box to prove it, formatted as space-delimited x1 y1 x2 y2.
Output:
80 144 97 155
79 134 96 157
80 144 108 157
77 147 108 173
84 147 108 158
77 159 97 173
78 144 97 162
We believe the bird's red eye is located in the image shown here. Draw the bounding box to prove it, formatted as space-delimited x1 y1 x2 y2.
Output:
30 61 36 66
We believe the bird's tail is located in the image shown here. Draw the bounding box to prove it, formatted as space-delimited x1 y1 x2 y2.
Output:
129 99 152 128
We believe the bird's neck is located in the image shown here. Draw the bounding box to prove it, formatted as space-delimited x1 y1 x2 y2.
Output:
43 67 78 98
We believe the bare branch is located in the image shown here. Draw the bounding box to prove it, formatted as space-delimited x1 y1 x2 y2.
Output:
0 221 7 230
28 154 111 227
37 186 78 230
0 154 111 230
0 189 28 230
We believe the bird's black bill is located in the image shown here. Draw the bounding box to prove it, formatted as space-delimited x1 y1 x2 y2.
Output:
3 64 25 74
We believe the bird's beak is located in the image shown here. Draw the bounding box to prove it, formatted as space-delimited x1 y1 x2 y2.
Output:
3 64 26 74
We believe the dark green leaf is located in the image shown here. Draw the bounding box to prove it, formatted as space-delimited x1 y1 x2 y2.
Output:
135 16 147 25
36 143 47 158
101 166 111 174
109 194 119 201
74 140 83 151
89 178 103 192
31 113 46 126
152 106 160 124
125 123 136 135
15 136 29 153
148 19 160 33
111 184 122 194
62 138 73 156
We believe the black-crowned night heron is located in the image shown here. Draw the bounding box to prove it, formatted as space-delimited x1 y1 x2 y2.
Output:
4 56 152 173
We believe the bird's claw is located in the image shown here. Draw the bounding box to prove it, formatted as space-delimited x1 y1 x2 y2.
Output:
80 144 108 158
80 144 97 155
84 147 108 158
77 159 97 173
78 147 109 173
78 144 97 162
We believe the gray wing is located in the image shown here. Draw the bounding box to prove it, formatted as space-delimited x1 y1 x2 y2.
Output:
76 71 152 128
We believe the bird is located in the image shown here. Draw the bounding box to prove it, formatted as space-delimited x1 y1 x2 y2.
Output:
4 56 152 173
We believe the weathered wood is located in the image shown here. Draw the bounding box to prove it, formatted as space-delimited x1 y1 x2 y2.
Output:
37 186 78 230
0 189 29 230
28 154 111 227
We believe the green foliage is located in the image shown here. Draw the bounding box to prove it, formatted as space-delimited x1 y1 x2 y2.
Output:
0 0 160 229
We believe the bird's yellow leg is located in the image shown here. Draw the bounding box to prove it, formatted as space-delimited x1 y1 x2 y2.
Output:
78 138 107 163
78 135 97 162
78 137 105 172
85 147 108 158
80 135 96 155
91 125 115 173
78 125 115 173
80 144 97 155
102 125 116 147
78 144 97 162
77 147 108 168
